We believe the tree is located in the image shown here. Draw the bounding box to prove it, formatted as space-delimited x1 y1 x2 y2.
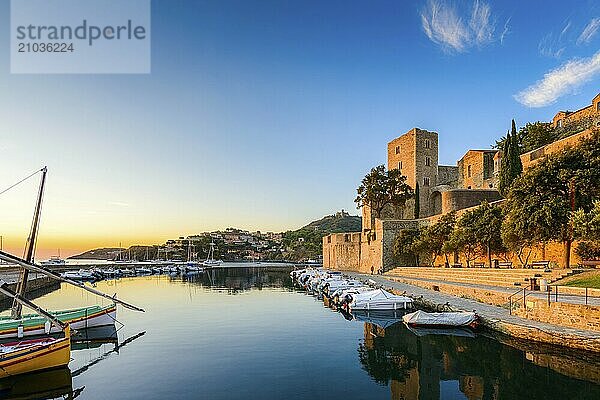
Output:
355 165 414 219
468 201 505 267
446 224 478 267
573 200 600 261
573 200 600 241
510 120 523 177
392 229 421 266
498 120 523 196
417 212 456 266
498 130 512 196
520 122 556 153
443 204 504 268
414 183 420 219
502 132 600 267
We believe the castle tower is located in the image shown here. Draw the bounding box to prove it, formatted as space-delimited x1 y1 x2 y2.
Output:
387 128 439 218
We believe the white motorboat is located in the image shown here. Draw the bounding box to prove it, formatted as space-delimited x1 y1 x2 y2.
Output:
402 310 479 329
345 289 413 311
135 267 152 275
101 268 122 277
40 256 67 266
60 269 95 280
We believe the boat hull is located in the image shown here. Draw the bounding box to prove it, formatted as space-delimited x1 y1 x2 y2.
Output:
0 305 116 339
0 336 70 378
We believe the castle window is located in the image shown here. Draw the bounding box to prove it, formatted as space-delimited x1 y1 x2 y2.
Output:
558 119 563 128
398 161 402 170
344 234 350 242
597 102 600 112
424 139 430 149
425 156 431 167
327 236 331 244
467 165 472 178
395 145 401 154
423 177 430 186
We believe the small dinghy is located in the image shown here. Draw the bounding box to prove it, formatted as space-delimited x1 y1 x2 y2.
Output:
402 310 479 330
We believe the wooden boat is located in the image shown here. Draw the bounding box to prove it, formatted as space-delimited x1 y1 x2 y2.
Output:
0 304 116 339
0 280 71 378
402 310 479 330
0 326 71 378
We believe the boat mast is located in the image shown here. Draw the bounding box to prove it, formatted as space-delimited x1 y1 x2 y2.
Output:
11 167 47 319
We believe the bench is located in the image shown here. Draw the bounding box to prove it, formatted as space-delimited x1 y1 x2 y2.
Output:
529 260 550 269
451 264 462 268
473 262 485 268
580 260 600 268
498 261 512 268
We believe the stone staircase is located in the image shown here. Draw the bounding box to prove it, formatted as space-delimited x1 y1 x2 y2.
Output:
385 267 578 289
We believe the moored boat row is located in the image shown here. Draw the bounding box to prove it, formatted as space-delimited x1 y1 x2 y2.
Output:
60 265 206 281
290 268 479 331
291 268 414 312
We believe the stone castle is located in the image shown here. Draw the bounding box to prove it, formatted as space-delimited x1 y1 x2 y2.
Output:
323 93 600 272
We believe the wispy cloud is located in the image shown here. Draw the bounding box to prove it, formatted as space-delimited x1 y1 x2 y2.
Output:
420 0 496 53
108 201 130 207
538 20 570 58
500 17 511 45
514 50 600 107
577 17 600 45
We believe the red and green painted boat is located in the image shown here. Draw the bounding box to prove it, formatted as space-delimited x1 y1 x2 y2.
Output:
0 304 116 339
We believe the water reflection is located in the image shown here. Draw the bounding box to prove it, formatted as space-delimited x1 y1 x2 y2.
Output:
0 367 83 399
171 267 295 293
359 320 600 400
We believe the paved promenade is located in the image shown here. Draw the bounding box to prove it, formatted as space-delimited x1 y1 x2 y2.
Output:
346 272 600 342
385 274 600 306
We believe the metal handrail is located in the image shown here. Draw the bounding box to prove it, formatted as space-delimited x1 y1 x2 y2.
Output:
508 287 533 314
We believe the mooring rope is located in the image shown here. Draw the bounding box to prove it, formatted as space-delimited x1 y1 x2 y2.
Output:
0 167 44 197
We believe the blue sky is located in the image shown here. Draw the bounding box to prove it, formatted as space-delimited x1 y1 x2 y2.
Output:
1 0 599 255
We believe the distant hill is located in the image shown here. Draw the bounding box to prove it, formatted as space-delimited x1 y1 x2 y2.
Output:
281 211 361 261
301 210 361 233
69 247 123 260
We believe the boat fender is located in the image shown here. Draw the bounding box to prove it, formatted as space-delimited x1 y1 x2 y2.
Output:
17 325 24 338
44 320 51 334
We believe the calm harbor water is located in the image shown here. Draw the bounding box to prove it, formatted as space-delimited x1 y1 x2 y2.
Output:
1 266 600 399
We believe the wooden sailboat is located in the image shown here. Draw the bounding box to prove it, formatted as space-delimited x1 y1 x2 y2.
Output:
0 304 116 339
1 167 117 339
0 253 144 378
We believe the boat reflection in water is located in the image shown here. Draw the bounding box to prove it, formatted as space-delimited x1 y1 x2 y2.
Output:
171 266 295 294
0 367 83 399
358 318 600 400
71 324 118 350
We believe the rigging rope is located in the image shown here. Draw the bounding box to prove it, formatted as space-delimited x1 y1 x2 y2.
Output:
0 167 44 197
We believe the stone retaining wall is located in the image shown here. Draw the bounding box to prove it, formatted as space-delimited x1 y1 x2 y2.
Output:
387 276 512 307
513 299 600 332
